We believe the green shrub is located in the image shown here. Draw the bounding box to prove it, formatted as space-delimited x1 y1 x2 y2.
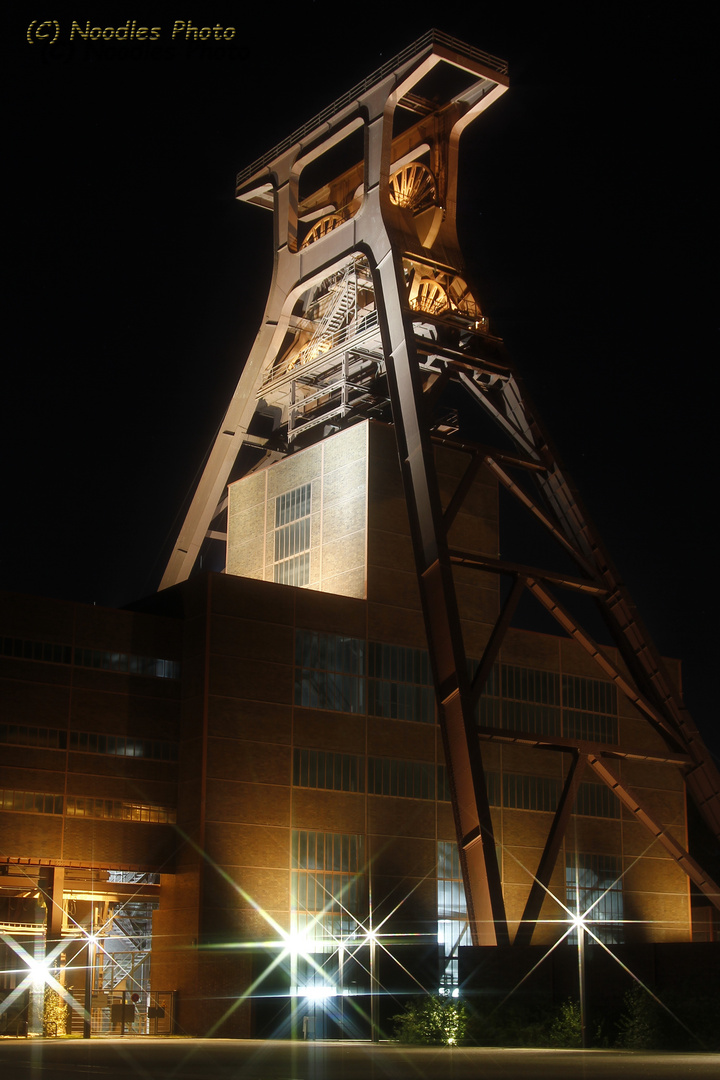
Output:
393 994 468 1045
615 985 660 1049
468 998 553 1047
547 998 582 1048
43 986 68 1036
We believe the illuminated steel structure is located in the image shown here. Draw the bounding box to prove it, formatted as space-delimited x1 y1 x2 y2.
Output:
161 30 720 946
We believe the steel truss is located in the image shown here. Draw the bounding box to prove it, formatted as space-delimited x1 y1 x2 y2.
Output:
160 31 720 944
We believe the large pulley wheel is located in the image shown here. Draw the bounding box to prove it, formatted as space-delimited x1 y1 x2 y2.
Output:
389 162 436 211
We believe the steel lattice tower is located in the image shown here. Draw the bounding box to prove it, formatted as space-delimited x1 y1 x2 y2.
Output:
160 30 720 945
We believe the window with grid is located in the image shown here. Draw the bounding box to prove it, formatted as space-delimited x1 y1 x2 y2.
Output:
477 662 618 745
575 781 620 819
65 797 176 824
437 841 471 992
503 772 560 812
1 636 179 679
562 674 618 744
566 852 624 944
292 830 365 947
367 756 435 800
294 629 365 713
367 641 435 724
293 748 364 792
274 483 312 586
0 788 63 815
0 723 67 750
478 662 561 736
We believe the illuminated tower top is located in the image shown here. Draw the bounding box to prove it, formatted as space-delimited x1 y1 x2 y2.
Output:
161 30 509 588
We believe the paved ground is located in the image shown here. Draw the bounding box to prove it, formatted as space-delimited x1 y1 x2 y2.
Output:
1 1039 719 1080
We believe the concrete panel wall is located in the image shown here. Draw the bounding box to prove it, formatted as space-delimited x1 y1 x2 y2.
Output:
227 423 368 599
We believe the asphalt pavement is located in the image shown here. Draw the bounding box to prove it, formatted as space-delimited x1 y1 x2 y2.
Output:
1 1039 719 1080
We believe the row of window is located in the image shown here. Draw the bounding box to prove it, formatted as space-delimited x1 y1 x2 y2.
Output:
1 636 180 680
287 830 624 995
291 748 619 819
479 664 618 744
491 771 619 819
368 757 435 800
478 697 617 744
295 632 620 743
0 723 178 761
481 663 617 715
292 829 363 873
0 788 176 824
0 788 63 815
294 749 437 800
295 633 434 722
66 798 176 824
293 748 363 792
69 731 178 761
289 832 624 933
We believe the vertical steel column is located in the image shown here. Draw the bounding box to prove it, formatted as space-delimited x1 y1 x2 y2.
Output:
374 251 507 946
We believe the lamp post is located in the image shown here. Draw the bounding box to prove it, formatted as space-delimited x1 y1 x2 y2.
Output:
576 914 587 1049
571 849 587 1050
83 911 96 1040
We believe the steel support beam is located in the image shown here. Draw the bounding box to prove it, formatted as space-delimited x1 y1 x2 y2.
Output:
586 755 720 911
515 753 587 946
378 268 508 946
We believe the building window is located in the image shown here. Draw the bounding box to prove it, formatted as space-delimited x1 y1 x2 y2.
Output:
294 630 365 713
367 642 435 724
65 798 176 824
291 830 365 946
478 662 561 736
575 781 620 819
0 723 67 751
503 772 560 813
478 662 618 744
562 674 618 743
0 636 180 679
566 853 624 944
437 841 470 993
367 757 435 800
274 483 311 586
439 767 615 819
293 748 364 792
0 789 63 815
68 731 178 761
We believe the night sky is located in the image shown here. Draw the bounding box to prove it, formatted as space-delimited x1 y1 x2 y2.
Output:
6 6 717 760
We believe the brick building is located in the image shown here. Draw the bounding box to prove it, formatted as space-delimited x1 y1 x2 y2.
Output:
1 421 696 1038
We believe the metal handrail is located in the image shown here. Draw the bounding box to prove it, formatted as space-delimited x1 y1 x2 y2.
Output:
236 30 507 188
259 310 381 395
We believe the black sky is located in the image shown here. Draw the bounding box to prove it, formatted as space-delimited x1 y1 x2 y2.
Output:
6 5 717 759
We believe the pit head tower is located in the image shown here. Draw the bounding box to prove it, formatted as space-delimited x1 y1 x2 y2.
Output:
160 30 720 948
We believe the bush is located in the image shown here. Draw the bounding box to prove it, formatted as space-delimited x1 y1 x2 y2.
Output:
615 985 660 1049
467 998 554 1047
43 986 68 1036
393 995 468 1045
547 998 582 1048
